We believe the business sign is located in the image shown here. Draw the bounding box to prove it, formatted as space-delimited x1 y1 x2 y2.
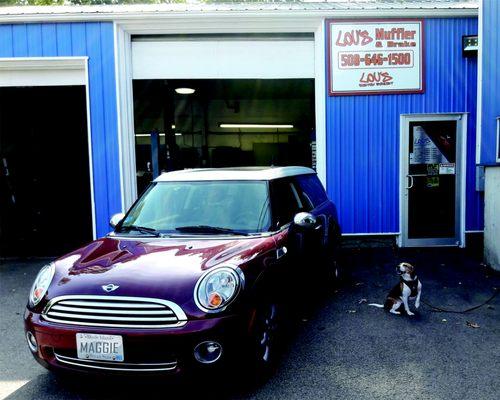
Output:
327 19 424 96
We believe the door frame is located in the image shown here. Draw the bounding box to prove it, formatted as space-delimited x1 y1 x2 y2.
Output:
114 17 326 211
0 56 96 239
398 113 467 247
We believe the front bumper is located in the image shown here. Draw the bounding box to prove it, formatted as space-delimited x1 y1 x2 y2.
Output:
24 309 245 376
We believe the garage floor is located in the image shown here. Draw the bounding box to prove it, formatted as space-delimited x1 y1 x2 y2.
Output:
1 248 499 400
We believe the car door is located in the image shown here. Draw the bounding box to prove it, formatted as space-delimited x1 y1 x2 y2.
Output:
293 174 340 261
270 177 324 271
269 178 303 230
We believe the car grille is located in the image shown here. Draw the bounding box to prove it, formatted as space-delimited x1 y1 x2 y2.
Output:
42 295 187 329
54 352 178 372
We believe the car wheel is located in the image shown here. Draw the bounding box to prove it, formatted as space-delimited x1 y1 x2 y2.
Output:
249 302 281 376
332 258 342 281
327 236 344 286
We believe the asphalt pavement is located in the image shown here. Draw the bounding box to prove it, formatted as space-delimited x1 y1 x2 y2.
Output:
1 247 499 400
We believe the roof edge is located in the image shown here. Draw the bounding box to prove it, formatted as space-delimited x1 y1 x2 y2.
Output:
154 166 317 182
0 4 479 25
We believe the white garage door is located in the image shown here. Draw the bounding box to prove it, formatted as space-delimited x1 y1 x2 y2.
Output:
0 58 86 87
132 36 315 79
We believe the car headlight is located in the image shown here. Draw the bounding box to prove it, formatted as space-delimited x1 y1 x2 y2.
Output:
194 266 244 313
29 263 55 307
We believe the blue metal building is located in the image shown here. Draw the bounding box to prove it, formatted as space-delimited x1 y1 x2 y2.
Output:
326 17 482 236
479 0 500 269
0 0 488 255
0 22 121 239
478 0 500 165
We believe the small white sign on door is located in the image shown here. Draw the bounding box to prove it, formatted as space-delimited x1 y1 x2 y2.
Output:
411 126 449 165
439 163 455 175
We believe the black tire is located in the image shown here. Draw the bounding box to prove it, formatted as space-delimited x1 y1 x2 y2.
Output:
247 301 282 380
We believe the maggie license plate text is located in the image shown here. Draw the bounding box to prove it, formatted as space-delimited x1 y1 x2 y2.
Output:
76 333 124 362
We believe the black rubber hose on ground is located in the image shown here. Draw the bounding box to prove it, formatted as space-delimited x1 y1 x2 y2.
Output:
422 288 499 314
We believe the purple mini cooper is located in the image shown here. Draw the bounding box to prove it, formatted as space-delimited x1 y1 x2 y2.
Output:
25 167 341 376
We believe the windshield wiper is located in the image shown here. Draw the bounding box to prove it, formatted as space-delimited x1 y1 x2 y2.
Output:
119 225 162 237
174 225 248 236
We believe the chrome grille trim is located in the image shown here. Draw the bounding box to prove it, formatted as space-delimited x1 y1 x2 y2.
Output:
54 352 177 372
57 300 165 309
42 295 187 329
50 305 174 315
47 311 178 322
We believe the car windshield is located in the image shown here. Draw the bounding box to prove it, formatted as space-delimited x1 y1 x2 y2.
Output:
119 180 271 235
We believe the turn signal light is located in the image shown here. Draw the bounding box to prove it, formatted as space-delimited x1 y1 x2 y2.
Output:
208 292 223 307
33 288 44 300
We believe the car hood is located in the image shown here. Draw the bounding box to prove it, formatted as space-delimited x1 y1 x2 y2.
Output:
46 235 276 317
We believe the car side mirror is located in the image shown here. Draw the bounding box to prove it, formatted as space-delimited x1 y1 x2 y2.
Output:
109 212 125 228
293 212 317 230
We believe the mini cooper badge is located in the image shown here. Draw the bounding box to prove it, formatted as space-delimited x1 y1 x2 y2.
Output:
102 284 119 293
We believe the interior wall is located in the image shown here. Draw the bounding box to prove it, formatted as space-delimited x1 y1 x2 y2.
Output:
133 79 315 190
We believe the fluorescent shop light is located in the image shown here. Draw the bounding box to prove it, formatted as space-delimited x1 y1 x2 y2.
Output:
219 124 294 129
135 133 166 137
175 88 195 95
175 133 182 136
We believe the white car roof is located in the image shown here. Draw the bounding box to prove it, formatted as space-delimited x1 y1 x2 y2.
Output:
154 166 316 182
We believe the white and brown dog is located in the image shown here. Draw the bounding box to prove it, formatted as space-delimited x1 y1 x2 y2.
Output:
369 262 422 316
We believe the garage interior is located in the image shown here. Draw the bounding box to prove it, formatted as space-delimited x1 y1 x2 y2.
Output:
0 86 93 257
132 79 316 193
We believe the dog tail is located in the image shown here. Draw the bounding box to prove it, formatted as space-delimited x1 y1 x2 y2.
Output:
368 303 384 308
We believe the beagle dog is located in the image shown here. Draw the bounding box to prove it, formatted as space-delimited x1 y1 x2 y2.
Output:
369 262 422 316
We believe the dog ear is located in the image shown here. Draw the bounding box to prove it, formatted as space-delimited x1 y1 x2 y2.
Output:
404 263 416 278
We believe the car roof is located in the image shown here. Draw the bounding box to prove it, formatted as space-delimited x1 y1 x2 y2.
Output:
154 166 316 182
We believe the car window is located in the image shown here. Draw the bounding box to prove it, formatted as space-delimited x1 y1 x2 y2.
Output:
270 179 303 228
295 174 328 208
121 180 271 233
293 178 314 211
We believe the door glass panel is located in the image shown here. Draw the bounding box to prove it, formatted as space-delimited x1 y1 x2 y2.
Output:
407 121 457 239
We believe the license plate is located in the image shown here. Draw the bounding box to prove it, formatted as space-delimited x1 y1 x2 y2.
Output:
76 333 124 362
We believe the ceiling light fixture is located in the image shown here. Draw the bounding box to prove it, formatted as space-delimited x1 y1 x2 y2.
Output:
135 133 166 137
219 123 294 129
175 133 182 136
175 88 195 95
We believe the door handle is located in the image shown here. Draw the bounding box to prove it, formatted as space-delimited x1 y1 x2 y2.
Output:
406 174 414 189
406 174 427 189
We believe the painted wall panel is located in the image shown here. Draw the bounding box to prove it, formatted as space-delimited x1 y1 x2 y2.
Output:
326 18 484 234
0 22 120 238
480 0 500 165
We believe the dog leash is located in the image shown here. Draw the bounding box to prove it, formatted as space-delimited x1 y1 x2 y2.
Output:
422 288 499 313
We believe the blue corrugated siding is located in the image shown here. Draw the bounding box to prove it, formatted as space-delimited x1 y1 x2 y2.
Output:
0 22 120 238
326 17 484 234
480 0 500 165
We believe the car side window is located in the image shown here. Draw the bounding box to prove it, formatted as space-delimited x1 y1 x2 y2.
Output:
270 179 303 228
295 174 328 209
293 178 314 211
